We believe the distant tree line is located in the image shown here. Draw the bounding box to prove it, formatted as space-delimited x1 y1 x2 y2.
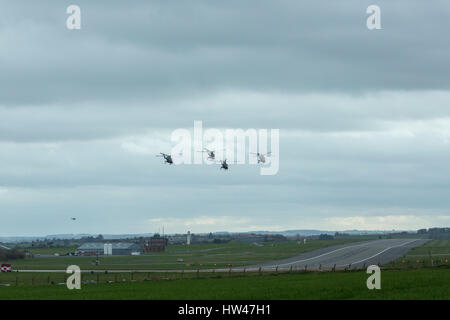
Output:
0 248 25 261
417 228 450 239
263 234 287 242
319 234 334 240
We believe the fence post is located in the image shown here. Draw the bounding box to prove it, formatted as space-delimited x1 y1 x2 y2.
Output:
290 265 293 273
258 267 262 275
332 264 336 271
304 264 307 272
275 266 278 274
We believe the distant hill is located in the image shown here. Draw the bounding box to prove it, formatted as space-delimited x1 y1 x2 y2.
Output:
0 233 155 243
44 233 154 240
0 229 414 243
247 229 407 237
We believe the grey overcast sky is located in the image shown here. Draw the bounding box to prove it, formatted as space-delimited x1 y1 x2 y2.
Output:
1 0 449 236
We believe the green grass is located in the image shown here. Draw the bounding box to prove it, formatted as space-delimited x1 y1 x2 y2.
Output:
405 239 450 255
8 238 377 271
387 239 450 267
0 268 448 300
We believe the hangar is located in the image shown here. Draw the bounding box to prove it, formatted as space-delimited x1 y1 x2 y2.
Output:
76 242 142 256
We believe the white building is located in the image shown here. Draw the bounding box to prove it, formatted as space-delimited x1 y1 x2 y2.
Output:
187 231 191 245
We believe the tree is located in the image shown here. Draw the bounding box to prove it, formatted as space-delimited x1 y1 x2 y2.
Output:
319 234 334 240
0 248 25 261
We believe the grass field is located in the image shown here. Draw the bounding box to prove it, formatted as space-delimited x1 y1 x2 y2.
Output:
8 238 377 271
1 237 448 300
0 267 448 300
387 239 450 267
405 239 450 255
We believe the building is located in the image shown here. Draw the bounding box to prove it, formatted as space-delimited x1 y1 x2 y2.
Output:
104 243 112 256
187 231 191 245
76 242 142 256
143 236 168 252
235 233 266 243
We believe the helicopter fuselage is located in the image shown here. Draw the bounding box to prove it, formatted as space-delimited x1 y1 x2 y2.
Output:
165 155 173 164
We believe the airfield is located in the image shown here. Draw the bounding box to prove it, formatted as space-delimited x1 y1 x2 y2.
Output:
1 237 448 299
12 238 429 273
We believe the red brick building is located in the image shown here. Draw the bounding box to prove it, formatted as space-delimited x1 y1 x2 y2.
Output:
143 236 168 252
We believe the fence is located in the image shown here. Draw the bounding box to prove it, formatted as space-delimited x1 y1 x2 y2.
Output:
0 258 448 287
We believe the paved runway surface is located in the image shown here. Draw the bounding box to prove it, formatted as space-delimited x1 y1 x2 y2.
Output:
253 238 429 270
15 239 429 273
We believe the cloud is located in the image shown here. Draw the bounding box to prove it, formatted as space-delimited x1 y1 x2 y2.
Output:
147 216 253 233
325 215 450 231
3 90 450 143
1 1 450 235
2 1 450 106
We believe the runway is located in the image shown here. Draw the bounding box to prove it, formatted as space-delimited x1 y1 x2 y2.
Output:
253 238 429 270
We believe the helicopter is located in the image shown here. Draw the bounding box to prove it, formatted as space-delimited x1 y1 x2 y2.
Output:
156 153 174 164
219 159 228 170
197 148 224 161
251 152 271 164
